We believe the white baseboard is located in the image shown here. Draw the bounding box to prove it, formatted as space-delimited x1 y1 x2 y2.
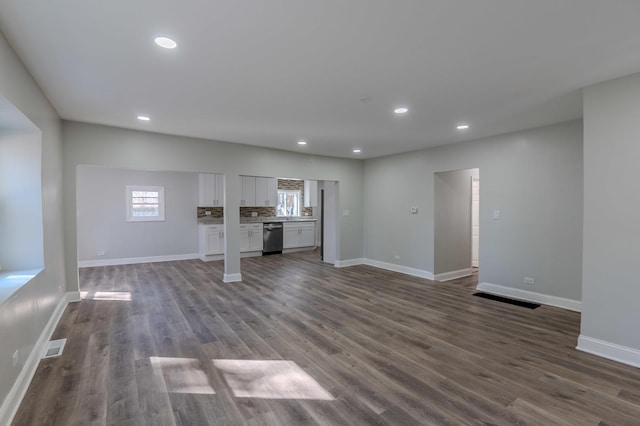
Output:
223 273 242 283
476 282 581 312
333 258 434 280
363 259 434 280
200 254 224 262
0 291 80 425
435 268 473 282
282 246 316 254
79 253 199 267
577 335 640 369
240 251 263 258
334 258 365 268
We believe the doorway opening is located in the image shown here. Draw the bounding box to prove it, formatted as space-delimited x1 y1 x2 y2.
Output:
434 168 479 282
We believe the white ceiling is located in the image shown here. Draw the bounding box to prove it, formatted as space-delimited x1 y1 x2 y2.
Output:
1 1 640 159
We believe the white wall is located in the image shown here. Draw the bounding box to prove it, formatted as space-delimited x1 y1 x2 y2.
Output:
77 167 199 264
434 168 477 278
0 32 67 422
63 121 363 288
579 72 640 366
363 120 583 304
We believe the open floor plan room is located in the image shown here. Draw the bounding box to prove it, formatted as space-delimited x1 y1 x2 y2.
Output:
14 252 640 425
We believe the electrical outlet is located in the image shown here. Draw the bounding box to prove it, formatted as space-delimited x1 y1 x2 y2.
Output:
97 250 105 256
524 277 535 285
12 350 19 366
205 210 212 216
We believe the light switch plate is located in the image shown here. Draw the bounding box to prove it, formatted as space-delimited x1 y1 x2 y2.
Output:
493 210 501 220
410 206 418 214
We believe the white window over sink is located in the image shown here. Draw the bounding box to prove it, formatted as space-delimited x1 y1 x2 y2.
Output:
126 185 165 222
277 190 301 217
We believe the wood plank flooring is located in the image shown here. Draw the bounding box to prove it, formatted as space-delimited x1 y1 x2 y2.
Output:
13 250 640 425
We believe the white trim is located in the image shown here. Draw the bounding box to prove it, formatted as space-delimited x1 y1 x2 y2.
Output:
282 246 316 254
223 273 242 283
435 268 473 282
334 258 365 268
240 251 263 258
364 259 435 280
476 282 581 312
78 253 199 267
200 254 224 262
577 335 640 369
334 258 435 280
0 291 80 425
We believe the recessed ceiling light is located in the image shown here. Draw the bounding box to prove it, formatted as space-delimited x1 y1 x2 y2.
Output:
297 140 307 145
353 149 361 153
394 107 409 114
154 37 177 49
457 124 470 130
137 115 151 121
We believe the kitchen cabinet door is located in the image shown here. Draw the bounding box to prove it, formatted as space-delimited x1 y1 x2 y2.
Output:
283 224 299 249
304 180 317 207
239 225 251 252
265 177 277 207
241 176 256 206
249 224 264 251
255 177 277 207
199 174 223 206
213 174 224 206
299 223 316 247
206 227 224 255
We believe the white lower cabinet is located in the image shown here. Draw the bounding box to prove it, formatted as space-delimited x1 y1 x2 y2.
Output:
199 224 224 256
283 222 316 249
240 223 263 252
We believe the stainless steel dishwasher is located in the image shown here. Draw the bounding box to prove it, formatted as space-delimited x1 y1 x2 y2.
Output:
262 222 283 255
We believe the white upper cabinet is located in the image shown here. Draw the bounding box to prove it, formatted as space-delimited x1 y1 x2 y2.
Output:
304 180 317 207
241 176 277 207
241 176 256 206
199 174 224 206
255 177 277 207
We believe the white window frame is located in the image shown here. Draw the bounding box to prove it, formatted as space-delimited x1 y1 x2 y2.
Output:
126 185 165 222
276 189 301 218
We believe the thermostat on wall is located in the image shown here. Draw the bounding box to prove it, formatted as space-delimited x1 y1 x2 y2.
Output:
410 206 418 214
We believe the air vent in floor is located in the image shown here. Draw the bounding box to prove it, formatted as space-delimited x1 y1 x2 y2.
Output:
473 292 540 309
42 338 67 359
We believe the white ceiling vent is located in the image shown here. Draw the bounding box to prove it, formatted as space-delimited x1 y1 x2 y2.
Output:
42 338 67 359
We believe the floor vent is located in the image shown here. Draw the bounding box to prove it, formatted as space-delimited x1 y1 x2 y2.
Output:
473 292 540 309
42 338 67 359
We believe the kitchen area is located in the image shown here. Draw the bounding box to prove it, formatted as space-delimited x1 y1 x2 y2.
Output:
197 174 321 261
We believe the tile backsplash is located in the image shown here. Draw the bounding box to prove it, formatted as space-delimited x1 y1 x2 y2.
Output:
240 207 276 218
197 207 223 219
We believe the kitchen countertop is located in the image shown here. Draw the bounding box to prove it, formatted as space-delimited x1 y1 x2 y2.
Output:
198 217 318 225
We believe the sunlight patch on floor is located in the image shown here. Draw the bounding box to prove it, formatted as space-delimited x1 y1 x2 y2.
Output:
80 291 132 301
213 359 335 400
150 356 216 395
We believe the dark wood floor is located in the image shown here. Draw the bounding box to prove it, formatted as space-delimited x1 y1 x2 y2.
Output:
14 250 640 425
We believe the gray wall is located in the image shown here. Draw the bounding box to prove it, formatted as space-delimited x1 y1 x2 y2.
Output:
63 121 363 289
77 167 198 262
363 120 583 301
581 72 640 354
0 32 67 416
434 168 477 276
0 128 43 270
